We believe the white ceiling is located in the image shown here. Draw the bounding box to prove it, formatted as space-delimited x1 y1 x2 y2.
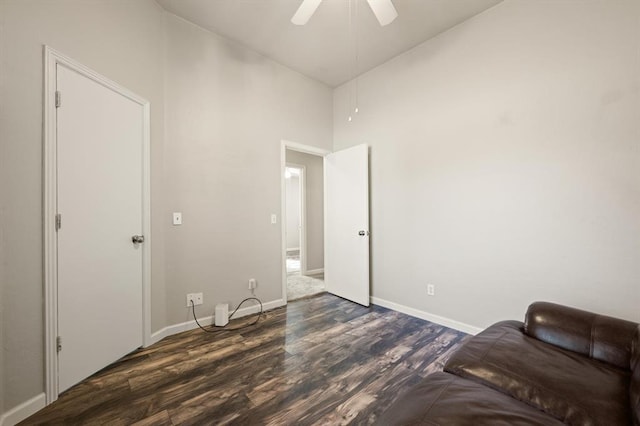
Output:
156 0 503 87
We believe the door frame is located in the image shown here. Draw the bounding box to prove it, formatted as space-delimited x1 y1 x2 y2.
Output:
280 140 330 303
285 163 306 274
43 46 152 404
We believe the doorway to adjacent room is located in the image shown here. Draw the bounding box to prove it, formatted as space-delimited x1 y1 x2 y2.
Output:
281 140 370 307
284 152 325 300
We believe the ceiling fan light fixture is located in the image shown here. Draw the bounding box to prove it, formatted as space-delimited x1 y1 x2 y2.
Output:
366 0 398 26
291 0 322 25
291 0 397 27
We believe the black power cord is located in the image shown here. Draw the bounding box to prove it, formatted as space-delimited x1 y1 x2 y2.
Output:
190 297 263 333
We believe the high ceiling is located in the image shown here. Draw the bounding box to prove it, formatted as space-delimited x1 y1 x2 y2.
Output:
156 0 503 87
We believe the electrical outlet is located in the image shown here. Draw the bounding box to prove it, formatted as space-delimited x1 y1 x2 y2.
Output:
248 278 257 290
427 284 435 296
172 212 182 225
186 292 203 307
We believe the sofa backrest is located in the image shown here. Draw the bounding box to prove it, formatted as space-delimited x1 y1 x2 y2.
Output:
524 301 638 370
631 326 640 425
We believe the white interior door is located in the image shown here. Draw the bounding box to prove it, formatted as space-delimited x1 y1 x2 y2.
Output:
56 64 144 392
325 144 370 306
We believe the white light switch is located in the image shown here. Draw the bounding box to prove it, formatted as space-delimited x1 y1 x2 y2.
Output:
271 214 277 224
173 212 182 225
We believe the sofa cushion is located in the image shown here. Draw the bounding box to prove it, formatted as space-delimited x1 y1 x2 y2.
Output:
376 372 563 426
525 301 638 370
631 326 640 425
444 320 631 426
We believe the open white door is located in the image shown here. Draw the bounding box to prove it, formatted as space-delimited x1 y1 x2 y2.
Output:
56 64 144 392
325 144 370 306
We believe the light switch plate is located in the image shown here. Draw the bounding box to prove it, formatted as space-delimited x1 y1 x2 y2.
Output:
173 212 182 225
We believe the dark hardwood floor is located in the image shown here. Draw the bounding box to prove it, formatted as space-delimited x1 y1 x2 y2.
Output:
22 293 468 425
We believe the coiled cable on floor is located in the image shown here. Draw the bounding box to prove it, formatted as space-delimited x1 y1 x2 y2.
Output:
191 297 263 333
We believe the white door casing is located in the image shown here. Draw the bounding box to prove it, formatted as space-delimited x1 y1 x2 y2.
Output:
44 46 151 402
324 144 370 306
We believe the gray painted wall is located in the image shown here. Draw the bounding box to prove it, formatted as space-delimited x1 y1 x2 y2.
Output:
162 14 332 327
334 0 640 327
287 150 325 271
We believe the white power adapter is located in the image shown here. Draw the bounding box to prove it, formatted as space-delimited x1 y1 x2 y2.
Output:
215 303 229 327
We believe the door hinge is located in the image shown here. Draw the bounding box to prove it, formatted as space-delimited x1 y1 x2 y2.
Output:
55 213 62 231
55 91 61 108
56 336 62 353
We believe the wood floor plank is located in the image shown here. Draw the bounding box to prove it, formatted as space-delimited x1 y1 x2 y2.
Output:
20 293 468 425
130 410 172 426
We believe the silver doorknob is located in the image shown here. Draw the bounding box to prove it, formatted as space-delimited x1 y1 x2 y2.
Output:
358 230 369 236
132 235 145 244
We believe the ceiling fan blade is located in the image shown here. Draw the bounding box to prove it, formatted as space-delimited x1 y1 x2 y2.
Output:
366 0 398 26
291 0 322 25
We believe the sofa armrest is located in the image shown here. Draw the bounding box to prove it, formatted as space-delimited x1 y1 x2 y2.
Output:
524 301 638 370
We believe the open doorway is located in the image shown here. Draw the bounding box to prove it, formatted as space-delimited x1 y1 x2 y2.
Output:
283 145 327 301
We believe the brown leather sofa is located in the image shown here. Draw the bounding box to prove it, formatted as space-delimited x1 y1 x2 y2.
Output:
378 302 640 425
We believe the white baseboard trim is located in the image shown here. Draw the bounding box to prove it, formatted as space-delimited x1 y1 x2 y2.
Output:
0 393 46 426
304 268 324 275
148 298 286 346
148 324 174 346
370 297 482 335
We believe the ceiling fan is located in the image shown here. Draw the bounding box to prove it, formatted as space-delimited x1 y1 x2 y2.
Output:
291 0 398 27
